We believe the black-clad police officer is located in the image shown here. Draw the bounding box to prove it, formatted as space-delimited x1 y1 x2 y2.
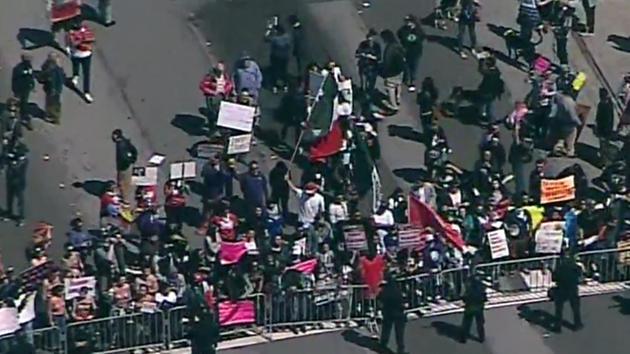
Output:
552 250 583 332
4 138 28 227
460 271 487 343
379 272 407 354
189 308 220 354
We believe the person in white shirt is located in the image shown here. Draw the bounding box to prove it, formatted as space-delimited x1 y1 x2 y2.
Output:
286 178 326 227
371 201 395 253
328 194 349 226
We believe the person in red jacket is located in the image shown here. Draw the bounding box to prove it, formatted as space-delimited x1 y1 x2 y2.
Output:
65 21 96 103
199 62 234 132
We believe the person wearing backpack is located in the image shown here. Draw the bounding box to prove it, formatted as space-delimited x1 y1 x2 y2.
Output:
457 0 480 59
112 129 138 201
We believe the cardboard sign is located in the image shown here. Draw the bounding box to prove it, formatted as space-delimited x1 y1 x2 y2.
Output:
227 134 253 155
170 161 196 179
343 225 368 251
540 175 575 204
217 101 256 132
617 240 630 265
19 261 53 292
397 224 426 250
132 166 158 186
535 221 565 254
308 71 327 98
486 229 510 259
64 276 97 300
194 142 225 159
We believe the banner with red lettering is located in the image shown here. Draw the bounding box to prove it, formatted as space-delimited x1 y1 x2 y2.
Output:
397 224 427 250
218 300 256 326
408 193 465 250
219 241 248 265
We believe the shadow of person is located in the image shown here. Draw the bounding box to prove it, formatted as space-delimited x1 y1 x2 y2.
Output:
610 294 630 315
393 167 428 184
431 320 463 342
340 329 381 353
17 28 65 52
79 3 105 25
387 124 424 144
72 180 113 197
171 114 209 136
517 304 571 332
426 34 461 55
26 103 47 120
607 34 630 54
575 142 602 168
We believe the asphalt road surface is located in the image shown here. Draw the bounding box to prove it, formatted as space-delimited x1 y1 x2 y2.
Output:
222 293 630 354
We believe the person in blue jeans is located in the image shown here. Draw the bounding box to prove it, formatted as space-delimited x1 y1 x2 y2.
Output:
457 0 480 59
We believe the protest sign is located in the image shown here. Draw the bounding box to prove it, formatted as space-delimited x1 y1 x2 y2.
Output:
535 221 565 254
0 308 20 336
217 101 256 132
343 225 368 251
486 229 510 259
218 300 255 326
191 140 225 159
169 161 196 179
17 293 36 325
131 166 158 186
397 224 426 250
308 71 326 98
617 240 630 265
540 176 575 204
219 241 248 265
227 134 253 155
19 260 53 292
64 276 97 300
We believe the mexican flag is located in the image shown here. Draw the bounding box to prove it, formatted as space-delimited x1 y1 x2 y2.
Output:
408 193 466 250
309 119 344 163
309 71 338 136
352 126 380 198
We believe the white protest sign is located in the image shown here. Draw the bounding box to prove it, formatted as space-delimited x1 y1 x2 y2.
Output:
535 221 565 254
65 276 97 300
486 229 510 259
0 307 20 336
227 134 253 155
132 166 158 186
170 161 196 179
17 293 36 324
217 101 256 132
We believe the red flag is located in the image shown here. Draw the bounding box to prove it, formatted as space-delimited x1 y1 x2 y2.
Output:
309 119 344 162
51 1 81 23
285 259 318 274
408 193 466 250
219 241 248 265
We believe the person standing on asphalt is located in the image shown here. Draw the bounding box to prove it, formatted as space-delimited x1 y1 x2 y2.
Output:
269 161 290 220
579 0 597 36
265 24 292 94
460 271 487 343
397 15 426 92
98 0 115 26
199 62 234 132
551 2 574 66
517 0 543 42
552 250 584 332
378 272 407 354
379 29 406 112
189 308 220 354
355 29 382 97
66 21 96 103
551 89 582 157
457 0 480 59
112 129 138 202
4 138 29 227
509 135 534 197
234 55 263 101
477 56 505 123
38 52 66 125
417 77 439 135
11 53 35 130
529 158 545 202
239 161 269 216
288 15 305 75
1 99 22 165
595 88 614 167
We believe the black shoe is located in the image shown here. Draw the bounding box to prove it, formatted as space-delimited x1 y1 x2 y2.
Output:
104 20 117 27
573 323 583 331
16 220 24 227
23 120 33 131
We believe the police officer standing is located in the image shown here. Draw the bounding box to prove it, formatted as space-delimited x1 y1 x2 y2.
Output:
460 272 487 343
3 137 29 227
552 250 583 332
189 308 220 354
10 53 35 130
378 273 407 354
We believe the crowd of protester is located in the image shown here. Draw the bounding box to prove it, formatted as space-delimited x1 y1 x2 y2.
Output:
1 0 630 353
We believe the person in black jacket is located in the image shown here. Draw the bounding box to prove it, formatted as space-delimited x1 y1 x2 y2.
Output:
269 161 290 220
111 129 138 201
288 15 306 75
189 308 220 354
595 88 615 167
39 52 66 125
397 15 426 92
528 158 545 203
379 273 407 354
552 250 583 332
355 29 382 97
379 30 406 111
11 53 35 130
460 272 487 343
4 139 28 227
477 56 504 124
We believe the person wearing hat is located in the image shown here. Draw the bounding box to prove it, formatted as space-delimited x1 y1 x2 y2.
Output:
355 29 381 97
11 53 35 130
234 53 263 100
286 176 325 227
38 52 66 125
397 15 426 92
460 270 487 343
4 136 28 226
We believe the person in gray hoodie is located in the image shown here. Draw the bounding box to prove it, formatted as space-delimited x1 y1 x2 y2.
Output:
234 55 263 100
551 89 582 157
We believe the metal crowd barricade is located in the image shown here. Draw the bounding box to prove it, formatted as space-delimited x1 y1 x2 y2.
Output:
66 310 165 354
578 248 630 283
219 293 268 338
476 255 558 295
0 326 62 354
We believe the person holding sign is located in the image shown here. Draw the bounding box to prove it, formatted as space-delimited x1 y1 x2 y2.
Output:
199 62 234 132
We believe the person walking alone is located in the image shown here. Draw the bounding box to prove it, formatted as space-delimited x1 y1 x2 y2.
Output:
38 52 66 125
457 0 481 59
378 273 407 354
552 250 583 332
265 24 292 93
4 138 29 227
460 271 487 343
355 29 381 98
397 15 425 92
379 30 406 112
112 129 138 202
98 0 115 26
11 53 35 130
66 21 96 103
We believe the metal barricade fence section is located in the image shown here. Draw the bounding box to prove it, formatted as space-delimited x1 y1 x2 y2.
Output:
0 326 62 354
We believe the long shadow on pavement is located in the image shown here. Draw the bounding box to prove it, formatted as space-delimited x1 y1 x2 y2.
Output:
517 304 573 332
387 124 424 144
610 294 630 315
607 34 630 54
17 28 66 53
431 320 463 342
72 180 112 197
393 167 427 184
341 329 381 353
171 114 208 137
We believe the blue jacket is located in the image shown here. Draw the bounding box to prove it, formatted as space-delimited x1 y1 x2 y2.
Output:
201 164 232 200
239 172 268 208
234 60 263 97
